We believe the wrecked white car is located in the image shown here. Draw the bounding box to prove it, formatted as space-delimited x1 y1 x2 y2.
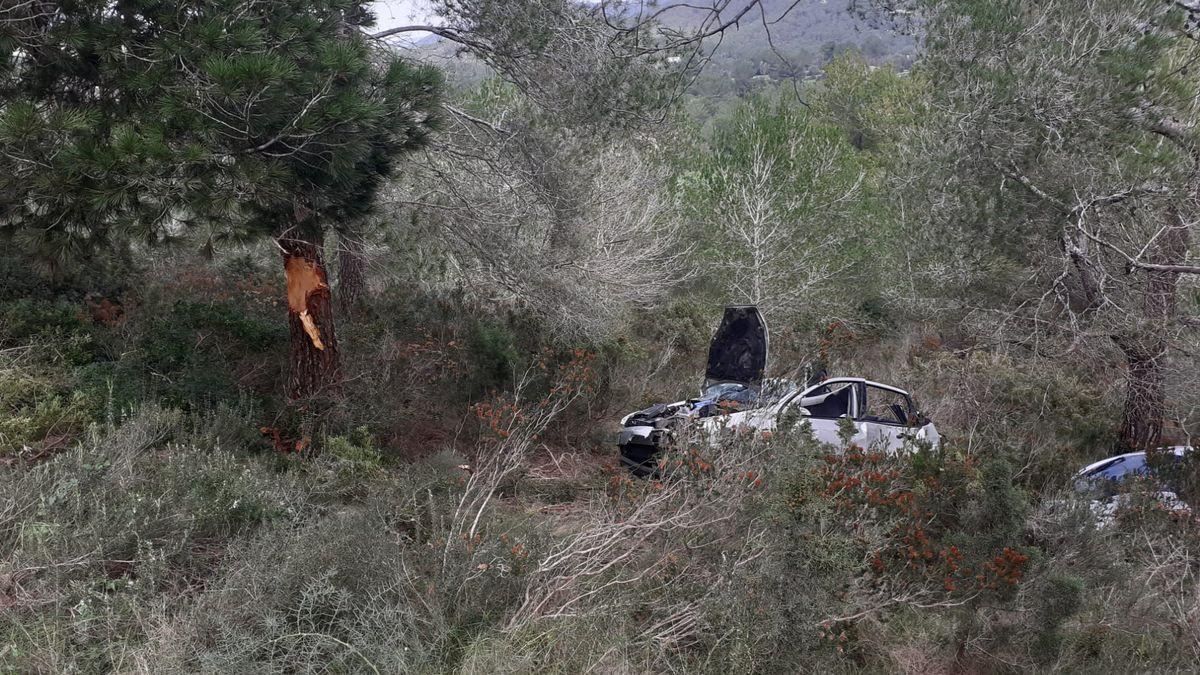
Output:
618 306 939 475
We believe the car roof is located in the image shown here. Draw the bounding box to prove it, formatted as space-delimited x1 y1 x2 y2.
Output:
811 377 911 395
1077 446 1193 477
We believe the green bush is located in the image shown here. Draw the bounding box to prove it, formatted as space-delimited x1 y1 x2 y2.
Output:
0 298 100 365
466 319 521 395
1034 573 1084 658
0 390 96 456
320 426 387 500
133 300 286 408
0 361 100 456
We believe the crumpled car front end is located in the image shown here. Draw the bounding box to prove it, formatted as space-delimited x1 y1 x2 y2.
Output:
618 305 770 476
617 401 694 476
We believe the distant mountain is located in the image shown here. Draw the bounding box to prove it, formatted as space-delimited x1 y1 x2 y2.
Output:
669 0 914 99
404 0 913 111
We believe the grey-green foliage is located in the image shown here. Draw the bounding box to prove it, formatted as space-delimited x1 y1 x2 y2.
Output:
388 76 690 341
677 59 917 326
860 0 1200 450
4 394 1200 673
0 405 307 672
678 95 857 319
885 0 1200 324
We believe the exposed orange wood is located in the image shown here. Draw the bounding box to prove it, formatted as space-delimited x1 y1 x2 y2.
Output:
284 255 329 351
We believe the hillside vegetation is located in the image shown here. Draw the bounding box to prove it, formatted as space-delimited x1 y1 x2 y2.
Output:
3 0 1200 673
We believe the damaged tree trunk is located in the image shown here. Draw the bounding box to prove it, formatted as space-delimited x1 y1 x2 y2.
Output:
337 230 366 314
279 230 341 399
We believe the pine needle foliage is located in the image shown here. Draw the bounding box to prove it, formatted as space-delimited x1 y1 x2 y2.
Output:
1 0 442 262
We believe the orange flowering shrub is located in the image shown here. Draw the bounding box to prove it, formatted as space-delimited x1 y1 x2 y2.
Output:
471 348 597 442
548 347 598 397
818 446 1031 603
472 400 526 440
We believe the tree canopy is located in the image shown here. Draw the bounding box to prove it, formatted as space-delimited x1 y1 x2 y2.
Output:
1 0 441 263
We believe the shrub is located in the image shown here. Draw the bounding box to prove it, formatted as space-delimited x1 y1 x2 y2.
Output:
0 406 309 672
913 352 1115 488
317 427 387 501
0 298 101 365
134 457 538 673
465 319 521 396
1033 573 1084 658
0 356 100 457
133 300 286 408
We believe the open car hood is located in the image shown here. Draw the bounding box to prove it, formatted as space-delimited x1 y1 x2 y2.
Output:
704 306 768 391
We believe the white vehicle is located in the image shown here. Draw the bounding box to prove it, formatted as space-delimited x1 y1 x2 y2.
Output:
618 306 939 475
1073 447 1193 526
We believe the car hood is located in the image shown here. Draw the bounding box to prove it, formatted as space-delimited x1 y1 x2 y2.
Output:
704 306 768 390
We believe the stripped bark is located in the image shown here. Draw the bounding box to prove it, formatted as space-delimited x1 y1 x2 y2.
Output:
279 230 341 399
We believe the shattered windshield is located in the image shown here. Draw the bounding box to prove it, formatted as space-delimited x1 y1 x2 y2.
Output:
699 383 754 414
759 378 799 405
702 382 747 399
699 378 798 413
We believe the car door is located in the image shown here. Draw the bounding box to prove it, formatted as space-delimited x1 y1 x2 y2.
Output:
776 380 867 447
857 383 920 452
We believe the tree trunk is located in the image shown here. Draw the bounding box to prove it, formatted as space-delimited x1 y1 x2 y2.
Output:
1116 207 1188 450
337 231 366 314
279 231 341 399
1117 340 1165 451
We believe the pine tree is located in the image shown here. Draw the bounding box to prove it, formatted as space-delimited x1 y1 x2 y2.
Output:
1 0 442 398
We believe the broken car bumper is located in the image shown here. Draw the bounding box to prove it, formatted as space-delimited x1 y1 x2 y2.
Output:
618 426 666 476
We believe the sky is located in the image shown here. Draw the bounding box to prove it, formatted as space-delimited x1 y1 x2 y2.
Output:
371 0 439 33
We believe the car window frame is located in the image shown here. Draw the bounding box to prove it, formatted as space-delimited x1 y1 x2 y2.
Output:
782 380 859 420
857 382 917 427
